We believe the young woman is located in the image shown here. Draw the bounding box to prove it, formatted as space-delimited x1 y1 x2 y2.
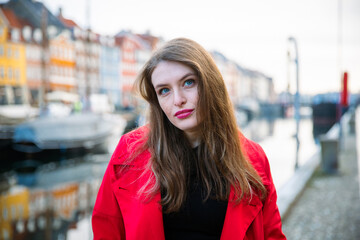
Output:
92 38 286 240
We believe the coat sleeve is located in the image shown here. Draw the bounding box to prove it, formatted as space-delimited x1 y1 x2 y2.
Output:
92 126 149 239
245 138 286 240
263 164 286 238
92 135 128 240
92 163 126 239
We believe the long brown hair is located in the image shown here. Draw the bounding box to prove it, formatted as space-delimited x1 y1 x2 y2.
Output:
135 38 266 213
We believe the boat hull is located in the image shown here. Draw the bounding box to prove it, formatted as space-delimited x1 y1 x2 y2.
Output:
12 113 126 155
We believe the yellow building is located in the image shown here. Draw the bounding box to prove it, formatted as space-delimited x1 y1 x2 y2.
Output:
0 8 27 105
0 186 30 240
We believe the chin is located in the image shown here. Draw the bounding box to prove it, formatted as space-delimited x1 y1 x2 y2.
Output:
179 123 200 133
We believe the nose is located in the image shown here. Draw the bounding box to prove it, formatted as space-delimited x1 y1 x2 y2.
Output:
173 90 186 107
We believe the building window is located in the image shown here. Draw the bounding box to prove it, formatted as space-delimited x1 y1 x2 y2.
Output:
0 67 4 79
8 68 12 80
0 86 5 105
2 208 8 220
11 29 20 42
15 69 20 82
2 229 9 240
14 87 22 104
7 47 11 58
14 49 19 59
18 205 24 218
11 205 16 219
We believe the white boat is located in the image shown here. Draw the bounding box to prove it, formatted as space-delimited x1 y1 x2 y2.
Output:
0 104 39 125
12 112 126 154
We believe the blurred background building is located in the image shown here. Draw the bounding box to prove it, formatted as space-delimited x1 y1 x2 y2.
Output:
0 0 359 239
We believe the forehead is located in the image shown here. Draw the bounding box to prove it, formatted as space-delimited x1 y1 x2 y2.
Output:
151 61 195 85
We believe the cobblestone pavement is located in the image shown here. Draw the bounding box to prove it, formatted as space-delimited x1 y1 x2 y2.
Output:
282 132 360 240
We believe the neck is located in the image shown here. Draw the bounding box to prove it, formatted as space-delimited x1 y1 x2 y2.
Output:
185 131 200 148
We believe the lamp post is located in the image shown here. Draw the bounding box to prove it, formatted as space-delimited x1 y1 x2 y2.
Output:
288 36 300 170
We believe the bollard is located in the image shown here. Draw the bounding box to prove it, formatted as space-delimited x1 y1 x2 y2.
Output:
319 135 339 174
349 113 355 135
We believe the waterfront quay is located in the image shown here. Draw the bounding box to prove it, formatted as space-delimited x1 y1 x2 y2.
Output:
0 115 314 239
0 107 359 239
282 107 360 239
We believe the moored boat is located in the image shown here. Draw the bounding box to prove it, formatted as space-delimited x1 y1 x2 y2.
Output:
0 104 39 125
12 112 126 155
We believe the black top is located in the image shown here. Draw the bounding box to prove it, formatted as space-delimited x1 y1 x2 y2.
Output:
162 149 228 240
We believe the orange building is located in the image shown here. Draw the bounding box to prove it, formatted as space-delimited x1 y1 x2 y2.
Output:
48 31 76 92
51 183 79 220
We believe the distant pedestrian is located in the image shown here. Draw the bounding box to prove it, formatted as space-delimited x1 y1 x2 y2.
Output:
73 100 82 113
92 38 286 240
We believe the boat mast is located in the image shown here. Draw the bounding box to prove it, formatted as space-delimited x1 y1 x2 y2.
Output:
39 3 49 112
84 0 91 111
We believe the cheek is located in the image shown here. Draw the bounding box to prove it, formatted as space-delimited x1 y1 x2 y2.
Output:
158 100 171 117
191 87 199 104
192 92 199 107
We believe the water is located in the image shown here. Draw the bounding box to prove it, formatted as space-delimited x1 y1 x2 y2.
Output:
242 117 318 189
1 117 318 239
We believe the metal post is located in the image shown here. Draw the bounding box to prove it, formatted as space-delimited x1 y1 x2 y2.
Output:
319 134 339 174
84 0 92 112
288 37 300 170
39 3 49 113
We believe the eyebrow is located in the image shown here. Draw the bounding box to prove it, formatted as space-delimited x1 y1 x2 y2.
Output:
154 73 197 89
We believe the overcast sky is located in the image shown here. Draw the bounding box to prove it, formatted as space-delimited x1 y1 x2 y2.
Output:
39 0 360 95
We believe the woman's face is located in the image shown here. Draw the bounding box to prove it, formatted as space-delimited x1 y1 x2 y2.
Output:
151 61 200 140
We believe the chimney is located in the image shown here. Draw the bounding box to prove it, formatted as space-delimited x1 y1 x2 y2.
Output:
58 7 63 18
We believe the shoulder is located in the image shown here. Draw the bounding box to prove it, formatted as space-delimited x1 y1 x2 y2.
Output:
110 125 150 165
238 131 272 186
119 125 149 147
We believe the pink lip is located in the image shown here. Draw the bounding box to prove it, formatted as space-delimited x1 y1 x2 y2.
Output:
174 109 194 119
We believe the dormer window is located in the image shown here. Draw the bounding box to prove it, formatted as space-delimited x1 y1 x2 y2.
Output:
11 28 20 42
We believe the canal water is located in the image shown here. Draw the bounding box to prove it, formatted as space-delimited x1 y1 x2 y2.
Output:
243 117 317 189
1 116 318 239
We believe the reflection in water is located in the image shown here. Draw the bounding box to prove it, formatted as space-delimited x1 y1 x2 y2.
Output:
0 117 318 239
242 117 317 189
241 117 276 142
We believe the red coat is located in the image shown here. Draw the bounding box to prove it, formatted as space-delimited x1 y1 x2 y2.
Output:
92 126 286 239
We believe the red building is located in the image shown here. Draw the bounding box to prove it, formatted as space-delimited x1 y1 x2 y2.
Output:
115 31 159 108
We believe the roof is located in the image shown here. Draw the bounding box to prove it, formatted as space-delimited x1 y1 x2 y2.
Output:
115 30 152 50
136 32 161 50
1 7 28 28
3 0 65 30
211 50 229 63
58 15 78 29
57 8 79 29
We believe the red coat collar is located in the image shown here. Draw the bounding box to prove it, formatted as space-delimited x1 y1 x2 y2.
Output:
109 126 266 239
112 160 263 240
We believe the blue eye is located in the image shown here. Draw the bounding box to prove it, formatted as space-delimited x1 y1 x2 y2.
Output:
159 88 170 95
184 79 194 86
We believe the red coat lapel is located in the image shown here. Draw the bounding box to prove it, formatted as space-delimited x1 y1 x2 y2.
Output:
221 189 263 239
112 151 166 240
94 127 283 240
115 171 263 240
111 130 264 240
